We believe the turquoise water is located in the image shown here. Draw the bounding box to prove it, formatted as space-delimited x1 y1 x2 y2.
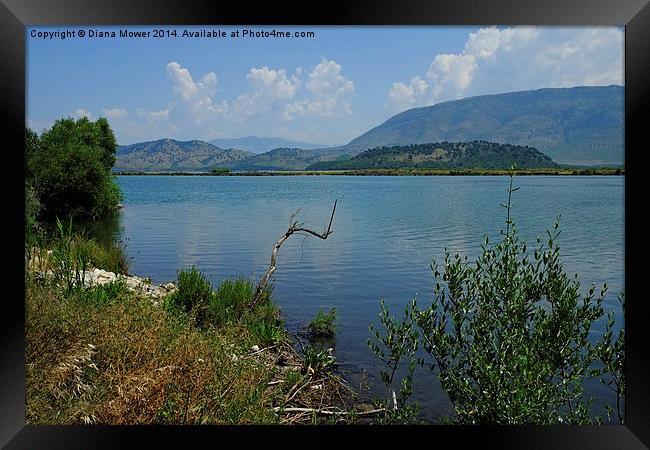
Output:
107 175 625 421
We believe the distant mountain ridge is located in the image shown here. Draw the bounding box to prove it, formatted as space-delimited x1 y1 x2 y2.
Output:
308 141 556 170
114 86 623 171
114 139 252 171
208 136 329 154
345 85 623 165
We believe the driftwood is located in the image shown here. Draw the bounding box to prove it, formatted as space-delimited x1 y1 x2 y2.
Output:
251 200 338 308
273 407 385 417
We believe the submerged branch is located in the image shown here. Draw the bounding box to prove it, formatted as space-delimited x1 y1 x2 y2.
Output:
251 200 337 308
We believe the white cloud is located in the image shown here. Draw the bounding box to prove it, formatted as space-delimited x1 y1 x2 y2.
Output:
284 59 355 120
426 54 477 100
165 61 228 123
71 108 93 119
247 67 299 99
166 62 197 99
387 26 623 113
101 107 128 119
232 66 301 117
100 59 355 143
139 107 171 121
387 76 429 113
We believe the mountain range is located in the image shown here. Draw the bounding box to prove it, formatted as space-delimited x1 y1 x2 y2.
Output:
345 85 623 166
114 85 624 172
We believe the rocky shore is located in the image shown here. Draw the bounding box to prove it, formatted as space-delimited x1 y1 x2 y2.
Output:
82 268 176 305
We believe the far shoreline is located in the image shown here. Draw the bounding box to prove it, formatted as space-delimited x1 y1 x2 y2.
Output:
113 167 624 177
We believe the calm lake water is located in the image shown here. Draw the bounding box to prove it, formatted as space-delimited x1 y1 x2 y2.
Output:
101 175 625 421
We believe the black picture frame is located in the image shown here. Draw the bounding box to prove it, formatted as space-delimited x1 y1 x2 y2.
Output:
2 0 648 448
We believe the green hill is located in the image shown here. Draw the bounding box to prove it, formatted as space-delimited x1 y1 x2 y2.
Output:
114 139 253 171
307 141 557 170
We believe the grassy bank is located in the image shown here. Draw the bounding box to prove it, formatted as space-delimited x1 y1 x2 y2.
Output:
114 167 624 177
25 230 358 425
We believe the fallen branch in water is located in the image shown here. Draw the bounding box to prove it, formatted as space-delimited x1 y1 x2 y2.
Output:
251 199 338 309
273 407 385 416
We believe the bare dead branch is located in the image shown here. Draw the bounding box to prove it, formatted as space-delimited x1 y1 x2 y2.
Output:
251 200 338 308
273 406 385 416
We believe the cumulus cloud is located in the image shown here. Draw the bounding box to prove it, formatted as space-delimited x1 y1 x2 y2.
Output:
387 76 429 113
165 61 226 124
387 26 623 113
166 61 217 100
284 59 355 120
97 59 355 143
231 66 301 117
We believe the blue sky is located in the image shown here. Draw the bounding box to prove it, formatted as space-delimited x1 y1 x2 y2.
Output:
27 26 623 146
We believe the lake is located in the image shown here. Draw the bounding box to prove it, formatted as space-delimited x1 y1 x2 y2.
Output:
100 175 625 421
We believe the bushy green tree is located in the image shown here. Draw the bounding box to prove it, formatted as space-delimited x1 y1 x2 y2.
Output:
369 172 624 424
26 117 121 219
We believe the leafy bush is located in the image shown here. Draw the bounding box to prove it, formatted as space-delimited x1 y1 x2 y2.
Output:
369 172 624 424
307 307 337 338
367 299 420 423
27 117 121 220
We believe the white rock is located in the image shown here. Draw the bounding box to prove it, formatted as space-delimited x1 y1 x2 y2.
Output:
251 345 260 352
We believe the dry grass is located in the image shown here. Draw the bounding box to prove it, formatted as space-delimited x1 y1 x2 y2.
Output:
25 233 360 425
25 279 279 424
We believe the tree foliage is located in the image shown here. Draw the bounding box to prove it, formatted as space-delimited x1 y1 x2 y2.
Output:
26 117 121 219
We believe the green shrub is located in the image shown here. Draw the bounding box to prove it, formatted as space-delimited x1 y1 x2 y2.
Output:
307 307 337 338
164 271 279 334
249 319 284 347
80 280 129 305
71 237 129 275
165 266 213 327
367 299 419 422
369 172 624 425
50 217 89 296
301 346 335 377
209 277 256 325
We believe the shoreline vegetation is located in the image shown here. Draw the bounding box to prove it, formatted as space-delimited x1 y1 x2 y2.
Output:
25 226 369 425
113 167 624 177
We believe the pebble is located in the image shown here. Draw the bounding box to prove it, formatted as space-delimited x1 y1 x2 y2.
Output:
251 345 260 352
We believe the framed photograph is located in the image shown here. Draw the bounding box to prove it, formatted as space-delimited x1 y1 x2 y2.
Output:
3 0 649 447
